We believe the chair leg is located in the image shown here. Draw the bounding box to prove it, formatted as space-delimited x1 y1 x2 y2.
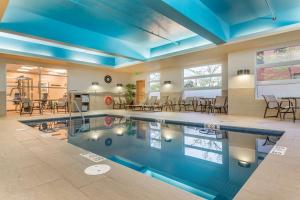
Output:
292 108 296 122
263 107 268 118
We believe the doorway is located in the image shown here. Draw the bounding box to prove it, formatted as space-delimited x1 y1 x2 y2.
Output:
6 64 68 115
136 80 145 104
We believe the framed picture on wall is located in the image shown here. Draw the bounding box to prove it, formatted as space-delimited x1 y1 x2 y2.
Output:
40 82 49 93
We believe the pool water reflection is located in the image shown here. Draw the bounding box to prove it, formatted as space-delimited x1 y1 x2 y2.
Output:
24 116 281 200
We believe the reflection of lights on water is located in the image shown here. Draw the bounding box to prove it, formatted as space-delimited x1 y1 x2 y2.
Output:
114 126 126 136
85 131 103 141
163 135 173 142
163 128 175 142
238 160 251 168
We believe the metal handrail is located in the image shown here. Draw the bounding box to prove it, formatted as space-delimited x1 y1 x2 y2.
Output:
69 97 85 127
68 93 85 134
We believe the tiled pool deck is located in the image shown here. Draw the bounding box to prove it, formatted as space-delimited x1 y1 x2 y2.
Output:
1 110 300 200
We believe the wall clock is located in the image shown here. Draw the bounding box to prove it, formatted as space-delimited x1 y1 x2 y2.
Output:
104 75 112 83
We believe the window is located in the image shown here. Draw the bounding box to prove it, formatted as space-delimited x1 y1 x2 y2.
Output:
184 147 223 164
149 72 160 97
183 64 222 97
149 122 161 149
256 45 300 98
183 126 223 164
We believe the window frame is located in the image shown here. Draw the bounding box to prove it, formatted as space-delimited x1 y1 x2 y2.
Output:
183 63 223 91
255 43 300 99
149 72 161 96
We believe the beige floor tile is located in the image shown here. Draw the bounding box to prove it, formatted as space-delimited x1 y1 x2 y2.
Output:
55 161 106 188
4 179 90 200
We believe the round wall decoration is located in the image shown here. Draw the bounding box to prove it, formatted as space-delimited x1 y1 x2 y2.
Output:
104 75 112 83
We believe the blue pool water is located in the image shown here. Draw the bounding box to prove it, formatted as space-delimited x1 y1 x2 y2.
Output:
23 115 282 200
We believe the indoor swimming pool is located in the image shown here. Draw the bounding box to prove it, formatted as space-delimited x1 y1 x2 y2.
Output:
22 115 283 200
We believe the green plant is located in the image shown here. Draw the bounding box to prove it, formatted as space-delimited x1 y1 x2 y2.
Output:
125 84 136 104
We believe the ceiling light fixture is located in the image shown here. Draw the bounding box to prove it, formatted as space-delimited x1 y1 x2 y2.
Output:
50 69 67 74
17 69 29 72
21 66 37 70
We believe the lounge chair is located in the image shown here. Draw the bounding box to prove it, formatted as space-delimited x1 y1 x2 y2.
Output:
262 95 280 118
263 95 295 122
152 96 169 111
131 97 149 111
143 96 158 111
112 97 121 109
183 97 194 111
195 97 207 112
119 97 127 109
210 96 228 113
167 96 181 111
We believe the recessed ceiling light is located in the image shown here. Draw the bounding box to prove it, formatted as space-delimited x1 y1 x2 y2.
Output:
17 69 29 72
21 66 37 70
50 69 67 74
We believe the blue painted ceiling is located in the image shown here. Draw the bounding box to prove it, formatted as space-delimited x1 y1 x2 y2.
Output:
1 0 300 68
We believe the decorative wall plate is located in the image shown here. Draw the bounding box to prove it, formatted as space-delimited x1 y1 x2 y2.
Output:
104 75 112 83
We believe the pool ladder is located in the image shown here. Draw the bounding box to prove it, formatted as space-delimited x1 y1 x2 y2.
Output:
69 99 85 132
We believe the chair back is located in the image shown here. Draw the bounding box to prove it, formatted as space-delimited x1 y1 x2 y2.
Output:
42 93 48 101
185 97 194 104
57 98 66 107
113 97 121 104
214 96 227 107
159 96 169 104
262 95 278 108
148 96 158 105
120 97 127 104
21 98 32 108
196 97 206 105
140 96 149 105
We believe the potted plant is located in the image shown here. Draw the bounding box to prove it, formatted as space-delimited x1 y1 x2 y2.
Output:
125 84 136 105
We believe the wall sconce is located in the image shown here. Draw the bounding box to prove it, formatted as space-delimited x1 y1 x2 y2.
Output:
116 83 123 87
237 69 250 75
92 81 99 86
238 160 251 168
164 81 172 85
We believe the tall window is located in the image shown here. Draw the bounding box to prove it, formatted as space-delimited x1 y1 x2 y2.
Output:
256 45 300 98
149 72 160 97
183 64 222 97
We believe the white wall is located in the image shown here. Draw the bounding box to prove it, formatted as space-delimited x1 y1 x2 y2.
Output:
67 66 130 93
227 50 265 116
228 50 255 90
